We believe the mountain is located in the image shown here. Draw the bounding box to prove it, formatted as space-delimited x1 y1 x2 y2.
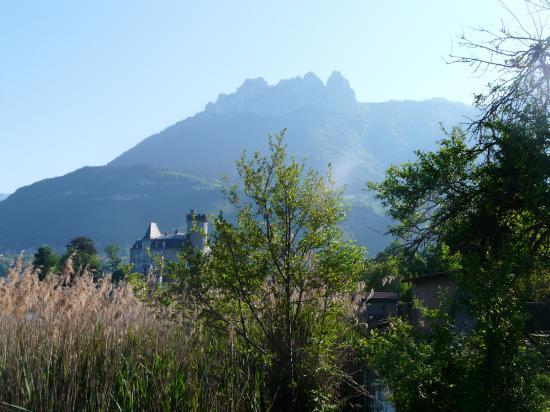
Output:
0 72 474 255
0 194 8 202
110 72 471 193
0 167 223 251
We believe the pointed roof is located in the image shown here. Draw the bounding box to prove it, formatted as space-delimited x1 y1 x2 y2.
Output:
143 222 162 239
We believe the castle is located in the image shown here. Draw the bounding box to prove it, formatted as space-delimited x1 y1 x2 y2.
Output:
129 209 208 273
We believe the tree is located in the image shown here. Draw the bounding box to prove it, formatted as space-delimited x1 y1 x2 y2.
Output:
104 244 121 272
163 132 366 410
367 307 476 411
448 0 549 130
62 236 101 273
364 241 459 298
32 246 60 280
368 3 549 410
104 244 127 282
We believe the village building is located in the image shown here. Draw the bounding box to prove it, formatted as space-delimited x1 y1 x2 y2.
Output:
402 272 550 334
130 209 208 273
402 272 476 332
362 291 398 329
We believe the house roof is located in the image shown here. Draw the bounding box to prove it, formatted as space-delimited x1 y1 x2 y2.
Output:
369 292 398 301
150 237 187 249
143 222 162 240
362 291 398 302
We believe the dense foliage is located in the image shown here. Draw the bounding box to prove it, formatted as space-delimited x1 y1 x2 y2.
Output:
61 236 101 273
367 6 550 410
161 132 368 410
33 245 61 280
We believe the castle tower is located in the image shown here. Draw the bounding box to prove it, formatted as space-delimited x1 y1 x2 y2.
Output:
186 209 208 250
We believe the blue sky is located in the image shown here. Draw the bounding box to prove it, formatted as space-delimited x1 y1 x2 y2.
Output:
0 0 531 193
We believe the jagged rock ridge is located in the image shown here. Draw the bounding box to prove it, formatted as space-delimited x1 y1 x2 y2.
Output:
205 71 357 115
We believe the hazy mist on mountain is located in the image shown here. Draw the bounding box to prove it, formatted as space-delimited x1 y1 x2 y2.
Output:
111 72 472 193
0 72 474 255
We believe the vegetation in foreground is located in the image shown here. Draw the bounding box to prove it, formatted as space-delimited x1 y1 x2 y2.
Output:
0 3 548 411
0 131 371 411
0 258 283 411
0 135 372 411
157 131 368 410
365 4 550 410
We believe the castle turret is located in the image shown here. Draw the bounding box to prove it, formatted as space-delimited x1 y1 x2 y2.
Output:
186 209 208 249
143 221 162 240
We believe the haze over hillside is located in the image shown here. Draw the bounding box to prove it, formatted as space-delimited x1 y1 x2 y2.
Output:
0 72 474 255
110 72 472 192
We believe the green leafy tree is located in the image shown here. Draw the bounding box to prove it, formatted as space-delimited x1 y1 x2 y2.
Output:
103 244 121 272
368 5 549 410
369 124 548 411
368 306 473 411
32 246 60 280
163 132 366 410
364 241 459 299
62 236 101 273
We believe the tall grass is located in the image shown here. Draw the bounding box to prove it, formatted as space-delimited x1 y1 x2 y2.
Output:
0 257 264 411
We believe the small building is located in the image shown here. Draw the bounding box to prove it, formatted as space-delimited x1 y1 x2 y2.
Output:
526 302 550 332
404 272 456 310
402 272 475 332
130 209 208 273
361 291 398 329
402 272 550 334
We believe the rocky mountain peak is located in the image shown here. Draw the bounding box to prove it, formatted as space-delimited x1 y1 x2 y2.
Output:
326 71 356 110
205 71 358 115
236 77 269 95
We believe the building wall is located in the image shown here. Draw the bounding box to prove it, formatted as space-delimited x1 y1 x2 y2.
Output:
411 276 456 310
365 300 398 328
410 275 476 332
130 211 209 273
130 244 183 273
161 246 181 262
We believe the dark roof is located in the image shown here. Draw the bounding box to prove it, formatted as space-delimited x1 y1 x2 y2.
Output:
150 237 187 249
131 235 188 250
369 292 398 301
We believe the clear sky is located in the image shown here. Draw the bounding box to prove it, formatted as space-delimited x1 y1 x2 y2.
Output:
0 0 533 193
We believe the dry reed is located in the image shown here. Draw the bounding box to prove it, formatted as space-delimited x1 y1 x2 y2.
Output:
0 257 262 411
